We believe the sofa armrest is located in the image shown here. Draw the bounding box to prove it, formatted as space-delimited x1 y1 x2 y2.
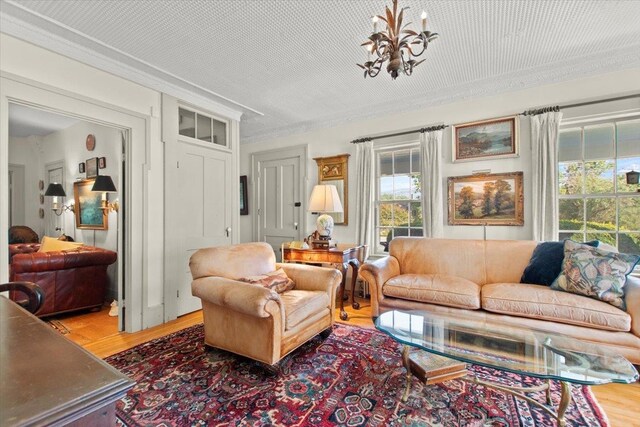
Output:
360 256 400 316
11 249 117 274
626 275 640 337
276 263 342 294
191 276 282 318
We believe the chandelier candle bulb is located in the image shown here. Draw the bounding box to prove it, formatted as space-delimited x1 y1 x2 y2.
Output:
421 11 427 31
372 15 378 33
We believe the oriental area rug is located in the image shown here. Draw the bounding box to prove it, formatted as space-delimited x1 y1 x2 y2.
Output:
106 324 609 427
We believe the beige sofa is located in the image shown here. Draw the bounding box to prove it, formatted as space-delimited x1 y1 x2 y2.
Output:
360 237 640 364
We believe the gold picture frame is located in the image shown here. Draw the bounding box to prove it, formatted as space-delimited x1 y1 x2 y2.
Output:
313 154 349 225
452 116 518 162
447 171 524 226
74 179 108 230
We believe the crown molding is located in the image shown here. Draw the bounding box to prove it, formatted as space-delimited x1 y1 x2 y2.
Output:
241 45 640 144
0 1 262 122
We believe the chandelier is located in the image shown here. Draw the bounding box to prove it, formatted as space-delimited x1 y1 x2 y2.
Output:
357 0 438 79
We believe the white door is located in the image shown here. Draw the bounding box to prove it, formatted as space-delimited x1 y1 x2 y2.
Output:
253 147 306 261
175 142 233 316
45 162 64 237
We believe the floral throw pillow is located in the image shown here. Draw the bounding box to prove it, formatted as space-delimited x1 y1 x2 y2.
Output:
240 269 295 293
551 240 639 310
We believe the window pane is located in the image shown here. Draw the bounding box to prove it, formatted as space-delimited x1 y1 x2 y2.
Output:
619 197 640 231
558 199 583 230
410 203 423 227
196 114 212 142
617 120 640 157
617 157 640 193
411 149 421 173
560 231 584 242
559 162 583 195
178 108 195 138
394 175 411 199
584 160 614 194
411 174 421 200
380 176 393 199
558 129 581 162
211 118 227 146
379 153 393 176
585 232 616 248
619 233 640 255
394 151 410 174
585 198 616 230
379 203 393 226
584 124 614 160
409 228 424 237
394 202 409 226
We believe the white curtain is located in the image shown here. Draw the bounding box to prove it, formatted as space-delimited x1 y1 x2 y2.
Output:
355 141 374 258
420 130 444 238
531 111 563 241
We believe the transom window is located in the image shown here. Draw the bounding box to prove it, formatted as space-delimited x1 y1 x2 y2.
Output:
558 118 640 256
375 146 423 254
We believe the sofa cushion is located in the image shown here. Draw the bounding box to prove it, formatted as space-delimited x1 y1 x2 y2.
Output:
383 274 481 309
38 236 83 253
520 240 599 286
482 283 631 332
239 268 295 293
280 290 330 330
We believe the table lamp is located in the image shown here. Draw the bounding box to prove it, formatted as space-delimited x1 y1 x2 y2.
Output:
308 184 343 247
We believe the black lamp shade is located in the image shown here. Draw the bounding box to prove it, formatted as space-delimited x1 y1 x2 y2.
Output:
91 175 117 192
44 183 66 197
627 170 640 185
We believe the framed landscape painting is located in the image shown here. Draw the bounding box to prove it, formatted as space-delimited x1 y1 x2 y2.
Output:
74 179 108 230
452 116 518 162
448 172 524 226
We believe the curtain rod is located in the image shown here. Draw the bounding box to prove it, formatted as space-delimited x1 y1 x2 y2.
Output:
351 93 640 143
350 124 447 144
521 93 640 116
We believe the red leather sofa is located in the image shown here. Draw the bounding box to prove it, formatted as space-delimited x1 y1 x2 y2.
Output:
9 243 117 317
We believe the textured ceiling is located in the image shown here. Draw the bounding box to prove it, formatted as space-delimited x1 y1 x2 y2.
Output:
4 0 640 142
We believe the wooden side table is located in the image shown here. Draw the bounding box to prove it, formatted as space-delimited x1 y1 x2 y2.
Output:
282 243 366 320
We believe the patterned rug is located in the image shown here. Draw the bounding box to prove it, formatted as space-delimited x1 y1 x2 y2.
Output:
106 324 609 427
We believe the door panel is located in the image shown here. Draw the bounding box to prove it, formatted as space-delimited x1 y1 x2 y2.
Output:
176 143 232 316
256 153 303 261
45 165 64 237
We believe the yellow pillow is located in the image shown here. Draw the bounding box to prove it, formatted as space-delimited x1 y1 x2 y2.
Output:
38 236 84 253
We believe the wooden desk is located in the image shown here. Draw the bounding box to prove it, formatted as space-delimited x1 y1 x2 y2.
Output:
0 296 134 426
282 243 366 321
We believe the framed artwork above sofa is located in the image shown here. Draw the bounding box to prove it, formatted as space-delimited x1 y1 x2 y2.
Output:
447 171 524 226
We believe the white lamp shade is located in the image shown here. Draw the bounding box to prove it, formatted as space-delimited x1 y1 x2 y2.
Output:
308 185 344 213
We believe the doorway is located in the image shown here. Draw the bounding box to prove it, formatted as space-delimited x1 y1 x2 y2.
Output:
252 145 307 261
7 103 124 335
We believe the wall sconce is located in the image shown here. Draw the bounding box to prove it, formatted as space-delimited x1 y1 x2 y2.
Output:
91 175 119 212
44 183 75 216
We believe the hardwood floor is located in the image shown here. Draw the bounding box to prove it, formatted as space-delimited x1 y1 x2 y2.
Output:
56 297 640 427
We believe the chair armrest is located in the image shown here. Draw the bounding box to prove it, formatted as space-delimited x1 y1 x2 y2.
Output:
625 275 640 337
276 263 342 294
11 249 117 273
359 256 401 316
191 277 282 318
0 281 44 314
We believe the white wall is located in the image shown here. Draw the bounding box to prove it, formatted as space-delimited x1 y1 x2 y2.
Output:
8 135 42 235
239 68 640 251
0 33 162 326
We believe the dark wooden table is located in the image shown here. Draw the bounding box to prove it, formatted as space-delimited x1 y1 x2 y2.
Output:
0 296 134 427
282 243 366 320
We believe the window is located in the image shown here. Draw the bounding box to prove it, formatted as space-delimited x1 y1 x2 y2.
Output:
178 107 228 147
558 118 640 256
374 146 422 254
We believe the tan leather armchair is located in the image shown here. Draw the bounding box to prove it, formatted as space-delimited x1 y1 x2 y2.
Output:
189 242 342 365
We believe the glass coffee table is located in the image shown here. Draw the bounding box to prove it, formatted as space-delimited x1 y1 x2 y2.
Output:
375 310 639 427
